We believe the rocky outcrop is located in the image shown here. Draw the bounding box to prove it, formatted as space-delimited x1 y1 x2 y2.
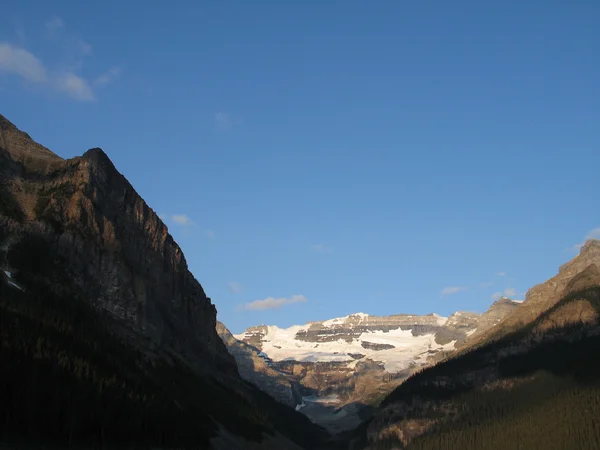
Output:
0 114 235 375
294 313 445 344
518 240 600 322
472 240 600 346
477 297 522 330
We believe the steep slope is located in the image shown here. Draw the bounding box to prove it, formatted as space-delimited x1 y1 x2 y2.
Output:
231 302 519 433
217 321 299 407
0 113 329 449
469 240 600 346
361 242 600 450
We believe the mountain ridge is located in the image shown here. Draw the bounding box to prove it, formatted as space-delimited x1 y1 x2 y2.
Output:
0 113 330 449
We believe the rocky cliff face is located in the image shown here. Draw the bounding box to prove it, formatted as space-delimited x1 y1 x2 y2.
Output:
471 240 600 346
0 114 330 449
217 321 299 407
0 113 235 375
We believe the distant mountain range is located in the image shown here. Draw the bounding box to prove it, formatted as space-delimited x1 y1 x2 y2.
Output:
218 297 521 432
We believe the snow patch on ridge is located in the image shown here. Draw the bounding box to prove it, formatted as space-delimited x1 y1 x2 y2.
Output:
322 312 369 327
433 313 448 326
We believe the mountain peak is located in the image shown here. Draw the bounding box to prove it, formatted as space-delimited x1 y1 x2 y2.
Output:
82 147 116 170
580 239 600 255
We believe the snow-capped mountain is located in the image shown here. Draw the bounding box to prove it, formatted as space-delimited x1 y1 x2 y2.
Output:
225 298 522 433
235 299 521 373
235 312 455 373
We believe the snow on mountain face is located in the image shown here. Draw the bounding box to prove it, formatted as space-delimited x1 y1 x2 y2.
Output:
235 312 457 373
230 303 521 433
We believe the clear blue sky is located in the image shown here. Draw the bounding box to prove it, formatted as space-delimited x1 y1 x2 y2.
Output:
1 1 599 333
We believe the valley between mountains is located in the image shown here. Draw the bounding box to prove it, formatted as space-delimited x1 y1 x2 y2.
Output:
2 112 600 449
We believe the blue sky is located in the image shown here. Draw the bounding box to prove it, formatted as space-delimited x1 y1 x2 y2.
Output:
1 1 599 333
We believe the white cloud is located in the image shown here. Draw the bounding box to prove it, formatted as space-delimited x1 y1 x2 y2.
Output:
440 286 467 296
1 18 118 102
56 72 94 101
572 227 600 252
0 43 47 83
45 17 64 33
496 272 506 277
228 282 243 294
240 294 307 311
310 243 332 254
215 112 232 131
491 287 517 301
0 41 96 101
171 214 194 226
95 66 121 86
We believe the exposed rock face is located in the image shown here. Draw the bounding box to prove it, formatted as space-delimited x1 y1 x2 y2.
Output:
216 321 298 407
0 113 235 374
478 297 523 330
521 240 600 320
472 240 600 345
294 313 445 344
361 341 395 351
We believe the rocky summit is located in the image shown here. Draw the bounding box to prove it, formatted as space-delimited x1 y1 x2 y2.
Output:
225 299 520 432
